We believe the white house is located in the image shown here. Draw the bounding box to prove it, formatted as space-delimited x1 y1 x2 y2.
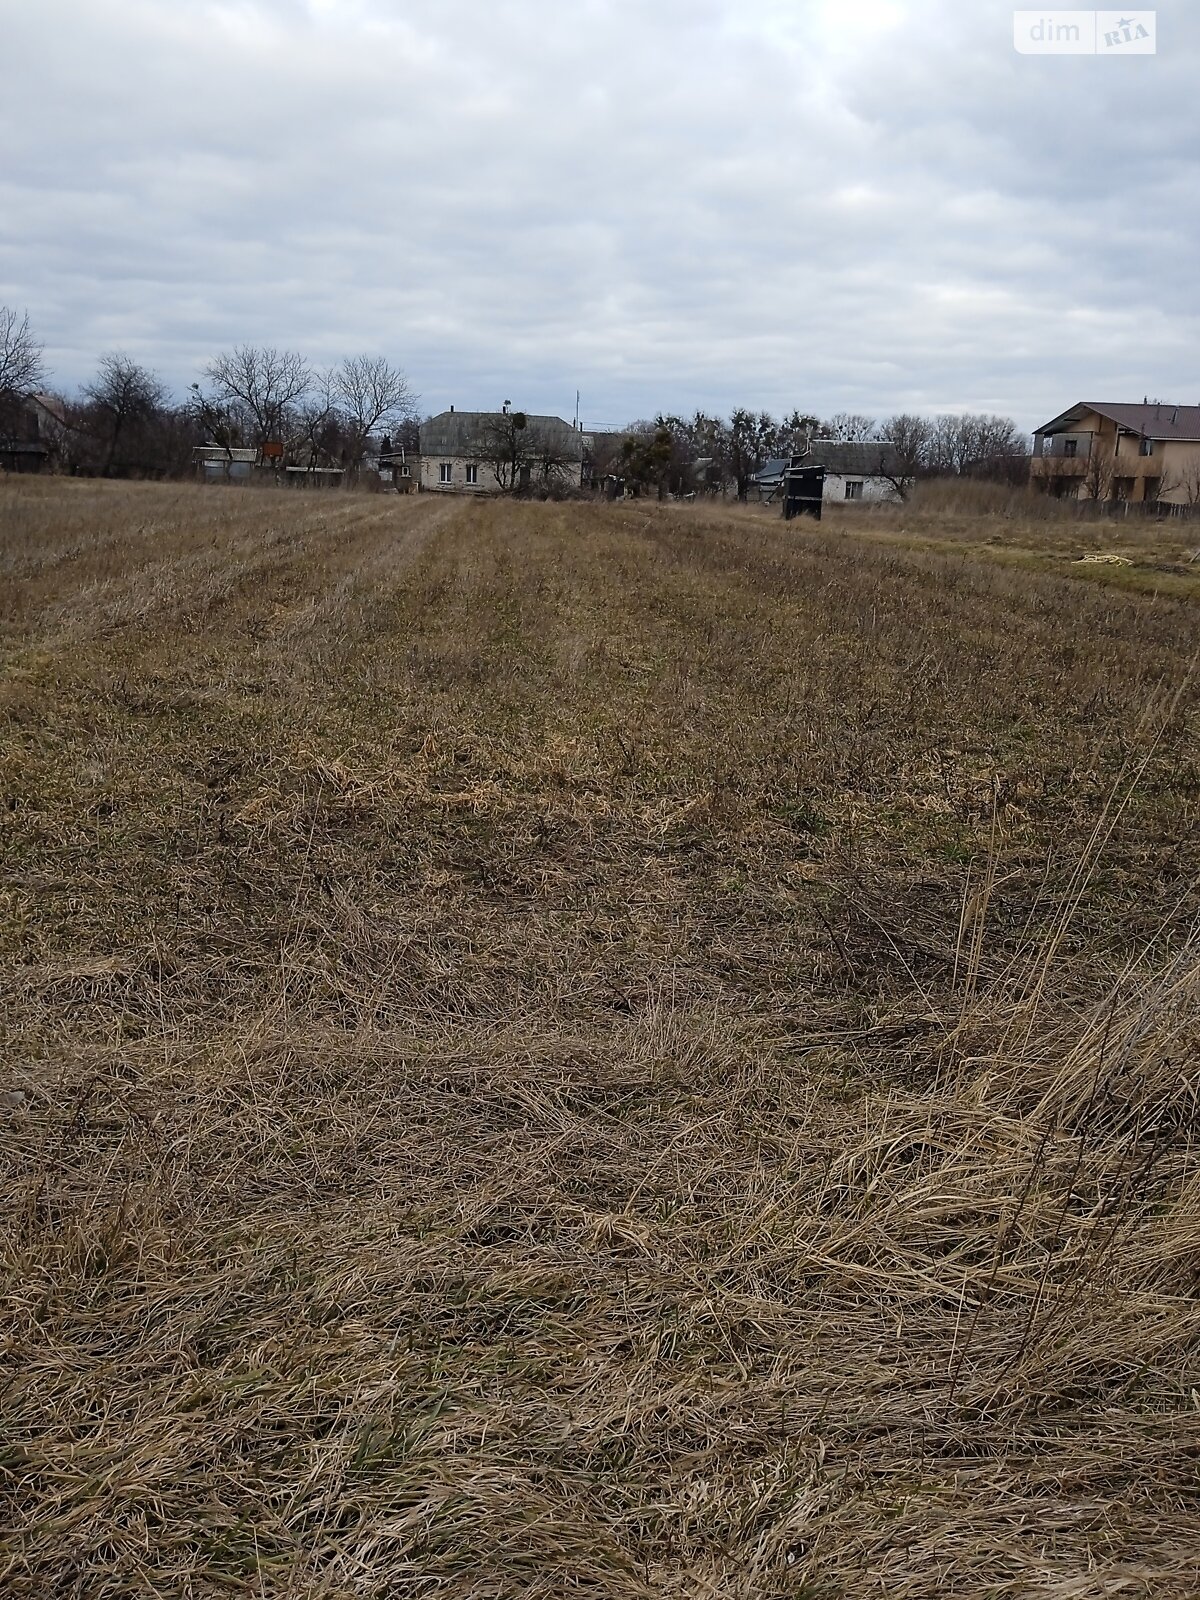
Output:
753 440 903 504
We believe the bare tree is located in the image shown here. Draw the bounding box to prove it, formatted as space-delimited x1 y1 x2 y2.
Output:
877 413 933 501
188 381 244 476
821 411 878 442
650 414 709 497
479 409 533 491
1081 440 1115 503
603 407 818 499
1149 465 1181 509
0 307 48 443
1174 456 1200 508
82 353 167 477
293 370 349 475
204 346 311 450
331 356 415 472
527 422 580 493
728 409 782 500
0 306 47 397
928 413 979 476
679 411 725 494
778 409 821 458
928 412 1025 480
971 413 1027 483
474 410 582 495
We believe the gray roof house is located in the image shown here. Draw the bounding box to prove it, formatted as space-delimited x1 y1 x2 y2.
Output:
419 408 586 493
753 440 903 504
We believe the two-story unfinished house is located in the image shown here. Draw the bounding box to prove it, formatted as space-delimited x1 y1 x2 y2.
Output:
1031 402 1200 506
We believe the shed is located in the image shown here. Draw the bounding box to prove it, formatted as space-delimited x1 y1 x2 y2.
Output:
193 446 258 483
0 439 50 473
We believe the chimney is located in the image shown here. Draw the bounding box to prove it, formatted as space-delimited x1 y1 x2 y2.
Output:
450 404 454 414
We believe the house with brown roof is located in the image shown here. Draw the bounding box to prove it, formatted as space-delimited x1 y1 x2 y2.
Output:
1031 402 1200 506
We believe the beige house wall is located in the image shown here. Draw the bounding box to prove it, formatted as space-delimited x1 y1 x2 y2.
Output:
420 453 586 495
1033 410 1200 504
1153 440 1200 502
420 454 494 493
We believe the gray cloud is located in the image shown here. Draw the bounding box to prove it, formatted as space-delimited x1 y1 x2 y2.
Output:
2 0 1196 434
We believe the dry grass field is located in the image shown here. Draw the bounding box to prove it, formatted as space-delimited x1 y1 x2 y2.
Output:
2 477 1199 1598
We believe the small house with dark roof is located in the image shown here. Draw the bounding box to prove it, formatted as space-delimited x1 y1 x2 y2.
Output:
1032 402 1200 505
751 457 793 501
753 440 903 504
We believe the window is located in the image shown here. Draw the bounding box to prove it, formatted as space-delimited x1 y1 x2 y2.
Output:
1062 438 1078 458
465 464 478 485
844 480 864 500
439 462 452 483
401 465 410 477
1139 436 1154 456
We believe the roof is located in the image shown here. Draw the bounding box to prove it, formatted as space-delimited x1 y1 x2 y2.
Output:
1037 402 1200 442
586 429 636 449
193 446 258 463
803 440 902 475
31 393 68 428
753 441 901 484
420 410 585 460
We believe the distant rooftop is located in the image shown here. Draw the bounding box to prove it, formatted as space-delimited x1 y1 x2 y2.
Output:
1038 402 1200 442
754 441 901 482
421 410 585 459
193 445 258 463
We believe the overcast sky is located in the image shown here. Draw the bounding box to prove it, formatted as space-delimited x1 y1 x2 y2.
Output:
2 0 1197 433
